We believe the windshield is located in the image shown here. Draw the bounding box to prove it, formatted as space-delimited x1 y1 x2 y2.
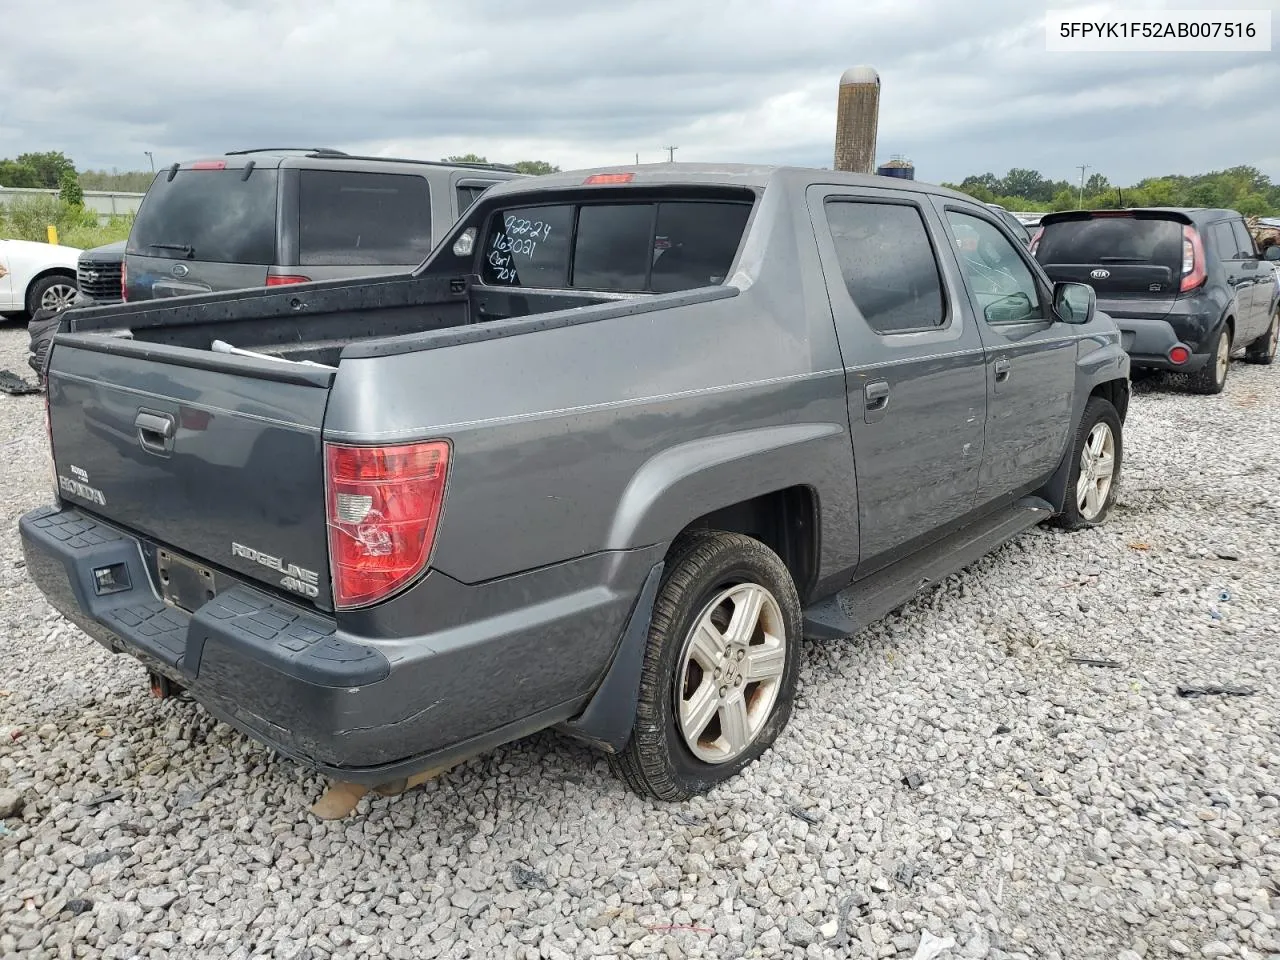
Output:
127 168 279 264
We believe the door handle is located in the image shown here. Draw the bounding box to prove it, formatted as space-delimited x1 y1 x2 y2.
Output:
994 358 1012 382
864 380 890 408
135 409 176 456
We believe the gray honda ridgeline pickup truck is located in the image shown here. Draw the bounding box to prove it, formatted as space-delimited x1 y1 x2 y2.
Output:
21 165 1129 801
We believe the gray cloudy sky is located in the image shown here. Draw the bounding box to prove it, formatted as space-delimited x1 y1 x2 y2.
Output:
2 0 1278 185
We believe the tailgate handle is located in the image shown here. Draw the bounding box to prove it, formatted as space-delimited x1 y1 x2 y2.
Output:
135 410 176 455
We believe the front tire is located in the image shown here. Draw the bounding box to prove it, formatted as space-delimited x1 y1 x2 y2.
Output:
24 273 79 317
609 531 802 801
1245 312 1278 365
1051 396 1123 531
1188 325 1232 394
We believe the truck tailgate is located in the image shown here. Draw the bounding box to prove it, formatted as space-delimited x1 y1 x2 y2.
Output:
47 335 336 610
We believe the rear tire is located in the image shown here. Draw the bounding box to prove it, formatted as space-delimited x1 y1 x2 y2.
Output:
609 531 802 801
1245 312 1278 365
1188 325 1231 394
1050 396 1123 532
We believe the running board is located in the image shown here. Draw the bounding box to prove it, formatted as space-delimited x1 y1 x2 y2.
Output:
802 496 1054 641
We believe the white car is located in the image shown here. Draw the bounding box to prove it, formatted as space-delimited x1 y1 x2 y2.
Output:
0 238 82 317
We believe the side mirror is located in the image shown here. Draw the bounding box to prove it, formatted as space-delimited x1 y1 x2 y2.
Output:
1052 281 1096 325
1263 246 1280 262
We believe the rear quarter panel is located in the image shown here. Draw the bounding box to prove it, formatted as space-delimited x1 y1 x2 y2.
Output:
324 181 859 586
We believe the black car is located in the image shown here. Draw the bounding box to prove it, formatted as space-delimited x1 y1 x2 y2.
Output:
1032 207 1280 393
75 240 126 306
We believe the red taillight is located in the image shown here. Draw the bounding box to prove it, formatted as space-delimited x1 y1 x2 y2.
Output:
120 259 127 302
190 160 227 170
1168 345 1191 365
1028 226 1044 255
266 274 310 286
584 173 635 185
1180 225 1206 293
324 440 451 609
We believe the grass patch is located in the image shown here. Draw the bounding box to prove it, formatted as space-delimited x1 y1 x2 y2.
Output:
1 195 133 249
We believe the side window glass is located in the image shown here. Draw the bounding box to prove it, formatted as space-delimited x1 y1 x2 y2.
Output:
1231 219 1257 259
946 210 1044 324
298 170 432 266
1212 222 1238 261
825 200 947 334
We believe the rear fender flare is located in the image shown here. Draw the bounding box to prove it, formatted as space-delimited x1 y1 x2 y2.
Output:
604 422 844 552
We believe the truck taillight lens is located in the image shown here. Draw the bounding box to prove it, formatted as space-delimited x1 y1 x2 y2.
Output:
324 440 451 609
1181 225 1207 292
120 260 127 302
1028 226 1043 255
266 274 310 286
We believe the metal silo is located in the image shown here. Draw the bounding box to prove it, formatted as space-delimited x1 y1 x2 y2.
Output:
876 155 915 180
834 66 880 174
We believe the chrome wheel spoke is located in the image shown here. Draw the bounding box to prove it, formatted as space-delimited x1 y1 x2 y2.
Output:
681 680 719 740
1093 453 1114 478
724 585 765 646
743 640 786 682
720 694 752 754
1085 480 1102 516
687 620 726 670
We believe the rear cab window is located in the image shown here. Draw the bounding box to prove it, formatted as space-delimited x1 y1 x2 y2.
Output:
127 167 279 264
298 170 433 266
480 194 753 293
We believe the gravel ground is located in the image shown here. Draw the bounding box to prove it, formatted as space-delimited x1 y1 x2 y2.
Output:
0 321 1278 960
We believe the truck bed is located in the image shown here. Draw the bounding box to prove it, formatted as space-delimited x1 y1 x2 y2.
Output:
61 272 630 367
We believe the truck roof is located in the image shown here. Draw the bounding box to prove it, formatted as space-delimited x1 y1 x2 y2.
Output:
478 162 977 203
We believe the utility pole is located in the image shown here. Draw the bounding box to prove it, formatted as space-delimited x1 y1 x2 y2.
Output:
635 152 639 165
1077 164 1089 208
145 151 155 172
664 145 678 162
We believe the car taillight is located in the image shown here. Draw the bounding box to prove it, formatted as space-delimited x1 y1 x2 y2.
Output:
1181 225 1206 293
1168 345 1191 365
325 440 451 609
266 274 310 286
120 260 127 302
1028 226 1044 255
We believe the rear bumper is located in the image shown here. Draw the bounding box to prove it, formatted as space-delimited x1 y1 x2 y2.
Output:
20 505 656 783
1114 317 1210 372
1099 295 1221 371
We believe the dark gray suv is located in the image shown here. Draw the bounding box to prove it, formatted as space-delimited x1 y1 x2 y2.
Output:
122 148 525 301
1033 207 1280 393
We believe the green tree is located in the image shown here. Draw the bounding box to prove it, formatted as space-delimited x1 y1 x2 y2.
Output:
960 172 1001 195
1235 193 1271 218
1085 173 1110 194
58 169 85 207
0 159 40 187
79 169 155 192
1050 188 1078 212
16 151 76 188
513 160 559 175
444 153 489 165
1001 168 1053 202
